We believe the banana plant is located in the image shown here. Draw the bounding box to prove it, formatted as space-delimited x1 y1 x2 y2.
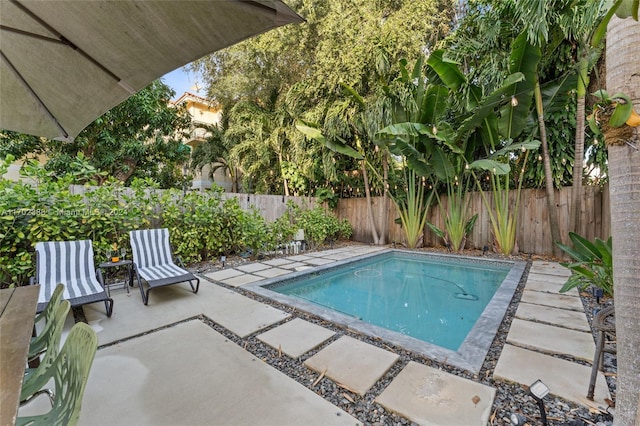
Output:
378 32 541 255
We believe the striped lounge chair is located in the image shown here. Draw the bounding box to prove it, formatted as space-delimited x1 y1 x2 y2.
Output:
129 228 200 305
31 240 113 317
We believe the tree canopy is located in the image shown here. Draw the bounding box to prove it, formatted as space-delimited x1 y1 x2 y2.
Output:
2 81 192 188
190 0 455 195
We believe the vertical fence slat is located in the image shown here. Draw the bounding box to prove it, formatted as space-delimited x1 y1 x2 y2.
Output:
70 184 609 257
336 185 610 256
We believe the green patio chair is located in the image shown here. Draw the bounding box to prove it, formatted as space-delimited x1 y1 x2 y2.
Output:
21 300 70 404
17 322 98 426
28 284 65 360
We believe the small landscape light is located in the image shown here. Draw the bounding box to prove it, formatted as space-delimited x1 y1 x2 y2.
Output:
592 287 604 304
509 413 527 425
529 379 549 426
220 255 226 268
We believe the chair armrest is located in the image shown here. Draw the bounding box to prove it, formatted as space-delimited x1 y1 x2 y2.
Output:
174 257 186 268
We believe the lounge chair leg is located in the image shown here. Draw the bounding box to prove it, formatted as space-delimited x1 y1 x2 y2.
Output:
104 298 114 317
188 278 200 294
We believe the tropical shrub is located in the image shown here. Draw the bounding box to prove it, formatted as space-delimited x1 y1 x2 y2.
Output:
426 177 477 252
557 232 613 296
283 202 352 250
0 158 352 286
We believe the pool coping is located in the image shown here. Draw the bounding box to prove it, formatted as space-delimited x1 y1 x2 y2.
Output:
244 249 526 374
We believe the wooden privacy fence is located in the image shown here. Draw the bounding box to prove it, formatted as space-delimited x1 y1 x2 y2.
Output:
335 185 610 256
220 193 319 222
71 184 608 256
70 185 318 223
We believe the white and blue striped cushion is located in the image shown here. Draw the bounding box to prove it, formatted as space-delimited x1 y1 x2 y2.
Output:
35 240 104 304
129 229 189 282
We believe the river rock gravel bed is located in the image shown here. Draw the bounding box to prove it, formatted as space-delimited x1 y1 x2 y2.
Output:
193 244 616 425
83 242 616 425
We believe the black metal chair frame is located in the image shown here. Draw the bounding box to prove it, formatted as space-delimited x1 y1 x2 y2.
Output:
31 245 113 318
587 305 615 401
131 257 199 305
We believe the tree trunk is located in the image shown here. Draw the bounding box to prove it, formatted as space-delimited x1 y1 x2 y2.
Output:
570 48 593 236
361 159 382 244
535 80 563 256
570 79 587 235
606 15 640 426
377 149 389 245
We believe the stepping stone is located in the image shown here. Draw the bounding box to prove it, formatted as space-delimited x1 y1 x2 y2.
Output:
529 261 572 277
304 336 399 396
236 263 271 273
278 262 307 270
258 318 336 358
506 318 595 362
527 272 571 285
515 302 590 332
525 278 579 296
286 255 314 261
262 258 293 267
205 269 244 281
304 252 329 257
376 361 496 426
77 321 358 425
295 266 312 272
208 290 290 338
254 268 291 278
322 253 358 261
304 257 335 266
494 344 610 408
221 274 264 287
520 289 585 311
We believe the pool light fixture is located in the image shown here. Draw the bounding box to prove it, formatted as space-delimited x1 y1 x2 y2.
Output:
529 379 549 426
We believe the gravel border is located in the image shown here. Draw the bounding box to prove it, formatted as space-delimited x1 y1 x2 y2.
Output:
80 243 617 425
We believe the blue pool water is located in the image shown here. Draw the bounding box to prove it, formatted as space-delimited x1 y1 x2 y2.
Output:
271 252 510 351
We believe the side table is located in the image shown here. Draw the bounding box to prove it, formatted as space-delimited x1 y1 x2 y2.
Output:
98 260 133 296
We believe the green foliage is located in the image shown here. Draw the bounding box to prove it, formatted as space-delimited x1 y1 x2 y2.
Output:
393 169 433 249
426 178 478 252
314 187 339 210
0 161 353 286
557 232 613 296
3 81 193 189
283 202 352 250
191 0 454 197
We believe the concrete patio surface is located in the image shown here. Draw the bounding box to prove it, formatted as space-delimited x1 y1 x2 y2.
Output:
494 260 611 409
257 318 336 358
376 361 495 426
515 302 591 332
303 336 400 396
77 320 359 425
507 318 595 361
494 344 610 409
21 250 609 425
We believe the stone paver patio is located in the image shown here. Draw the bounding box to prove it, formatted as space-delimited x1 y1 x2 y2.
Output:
304 336 399 396
494 261 611 409
20 249 610 425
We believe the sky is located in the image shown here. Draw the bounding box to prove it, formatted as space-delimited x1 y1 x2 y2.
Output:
160 65 205 101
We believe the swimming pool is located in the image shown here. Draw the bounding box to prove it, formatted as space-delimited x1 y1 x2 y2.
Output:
246 250 525 373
